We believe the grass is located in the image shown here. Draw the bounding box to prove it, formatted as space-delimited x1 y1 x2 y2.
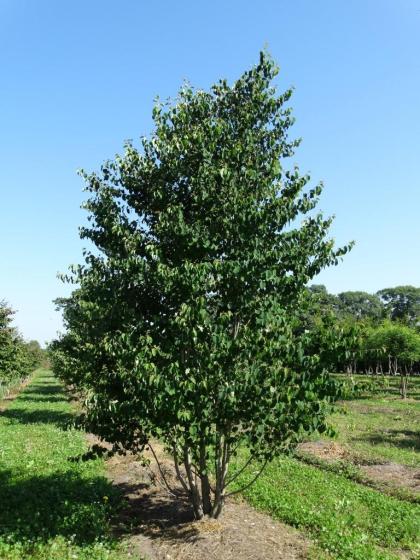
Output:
2 369 419 560
231 452 420 560
326 375 420 468
0 369 127 560
230 375 420 560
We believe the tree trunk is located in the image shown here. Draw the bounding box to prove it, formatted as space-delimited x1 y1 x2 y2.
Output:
211 433 229 518
199 440 212 516
183 447 203 520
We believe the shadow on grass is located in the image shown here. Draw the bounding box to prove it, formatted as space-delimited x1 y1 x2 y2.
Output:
17 394 69 404
0 469 120 546
354 429 420 452
0 377 75 426
335 374 420 402
348 390 420 402
22 384 64 396
0 407 75 427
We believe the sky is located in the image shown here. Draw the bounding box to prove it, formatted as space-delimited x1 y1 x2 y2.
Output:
0 0 419 344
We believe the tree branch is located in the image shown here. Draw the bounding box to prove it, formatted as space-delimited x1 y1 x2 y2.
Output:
225 454 254 487
172 444 190 495
225 460 268 498
148 443 177 496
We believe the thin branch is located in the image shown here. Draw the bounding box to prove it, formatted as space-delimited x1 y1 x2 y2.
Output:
230 438 244 457
225 454 254 487
221 435 229 487
148 443 177 496
184 445 203 519
173 445 190 494
173 442 203 483
225 460 268 498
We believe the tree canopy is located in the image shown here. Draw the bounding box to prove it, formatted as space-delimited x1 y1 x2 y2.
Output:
51 52 351 519
337 291 383 322
0 301 44 394
377 286 420 325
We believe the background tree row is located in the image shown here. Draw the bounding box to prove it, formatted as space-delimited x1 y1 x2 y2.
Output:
0 300 45 397
304 285 420 398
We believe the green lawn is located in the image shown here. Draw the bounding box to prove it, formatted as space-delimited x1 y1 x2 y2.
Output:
0 369 126 560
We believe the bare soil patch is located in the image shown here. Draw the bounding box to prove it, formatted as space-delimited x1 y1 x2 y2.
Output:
360 463 420 494
297 441 350 462
350 403 397 415
101 443 310 560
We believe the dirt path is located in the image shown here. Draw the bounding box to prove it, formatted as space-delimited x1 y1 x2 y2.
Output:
102 445 310 560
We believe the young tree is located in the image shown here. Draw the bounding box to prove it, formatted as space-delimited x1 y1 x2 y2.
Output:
367 322 420 397
51 52 351 519
0 301 18 386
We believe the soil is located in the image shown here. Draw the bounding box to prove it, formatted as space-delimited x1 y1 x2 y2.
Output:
351 404 403 415
360 463 420 494
101 443 310 560
297 440 350 462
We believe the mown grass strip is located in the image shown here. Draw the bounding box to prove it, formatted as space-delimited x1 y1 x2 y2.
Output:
231 452 420 560
328 375 420 469
0 369 126 560
295 451 419 505
327 399 420 469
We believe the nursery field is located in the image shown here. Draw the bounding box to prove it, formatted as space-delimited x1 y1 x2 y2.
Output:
232 376 420 560
323 375 420 468
0 370 419 560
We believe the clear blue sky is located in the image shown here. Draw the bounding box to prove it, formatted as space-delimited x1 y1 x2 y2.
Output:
1 0 419 344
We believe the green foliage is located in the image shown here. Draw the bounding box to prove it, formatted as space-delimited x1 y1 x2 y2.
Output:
0 370 126 560
0 301 44 396
377 286 420 325
365 323 420 398
337 291 384 322
232 454 419 560
51 51 350 519
367 322 420 366
300 286 420 386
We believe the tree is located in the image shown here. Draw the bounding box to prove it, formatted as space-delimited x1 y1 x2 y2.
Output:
24 340 47 371
0 301 42 395
337 291 384 322
308 284 340 316
367 322 420 397
51 52 351 519
0 301 18 386
377 286 420 325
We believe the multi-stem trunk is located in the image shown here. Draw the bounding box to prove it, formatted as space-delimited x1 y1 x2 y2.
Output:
199 439 212 516
171 433 230 520
183 446 203 520
211 432 229 518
